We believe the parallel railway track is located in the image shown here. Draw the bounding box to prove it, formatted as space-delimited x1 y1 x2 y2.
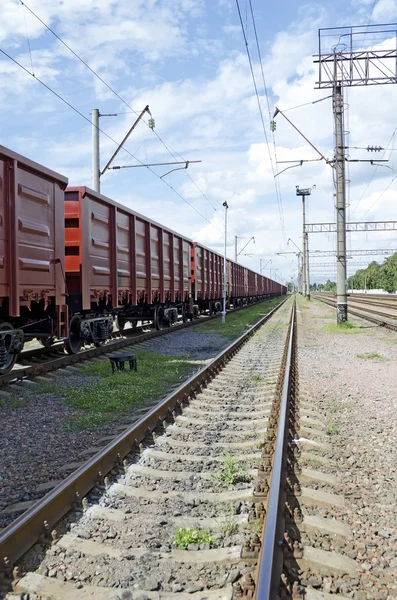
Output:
313 293 397 332
1 298 283 388
0 297 300 599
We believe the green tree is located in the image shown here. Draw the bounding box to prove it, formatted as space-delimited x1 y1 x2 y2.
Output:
324 279 336 292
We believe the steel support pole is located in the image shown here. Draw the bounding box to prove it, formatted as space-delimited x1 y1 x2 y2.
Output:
260 259 262 275
222 204 228 325
298 252 302 294
92 108 100 192
235 236 238 263
334 85 347 323
302 196 307 297
305 230 310 299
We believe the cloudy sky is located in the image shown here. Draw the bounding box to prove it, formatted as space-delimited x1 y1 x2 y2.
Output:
1 0 397 285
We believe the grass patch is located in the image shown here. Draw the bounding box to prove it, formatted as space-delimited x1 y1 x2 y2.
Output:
7 397 27 410
323 321 362 334
302 456 323 470
192 297 284 337
243 431 257 440
357 352 384 360
326 423 340 435
249 518 262 534
60 350 193 431
251 375 263 382
173 527 213 549
37 380 58 394
214 453 251 485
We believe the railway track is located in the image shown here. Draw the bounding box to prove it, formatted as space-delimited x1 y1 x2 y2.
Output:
1 298 282 388
0 296 303 599
312 294 397 332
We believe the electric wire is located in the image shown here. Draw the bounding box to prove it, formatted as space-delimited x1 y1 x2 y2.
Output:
359 174 397 221
0 46 225 237
248 0 286 247
281 95 333 112
22 2 34 75
351 126 397 217
19 0 227 228
361 1 378 49
235 0 287 246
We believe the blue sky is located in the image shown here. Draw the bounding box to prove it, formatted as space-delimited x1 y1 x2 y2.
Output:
1 0 397 285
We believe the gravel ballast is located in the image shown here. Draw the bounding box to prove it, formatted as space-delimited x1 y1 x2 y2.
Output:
0 300 280 529
298 296 397 598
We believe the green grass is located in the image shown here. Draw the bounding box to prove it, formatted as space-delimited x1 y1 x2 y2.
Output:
46 350 194 431
357 352 384 360
173 527 213 549
37 381 58 394
323 321 362 334
0 396 27 410
249 518 262 534
301 456 323 470
214 453 251 485
251 375 263 382
326 423 340 435
243 431 257 440
192 297 284 337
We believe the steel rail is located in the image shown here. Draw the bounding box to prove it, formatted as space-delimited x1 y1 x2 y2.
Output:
0 297 290 574
313 295 397 332
1 297 284 387
255 298 296 599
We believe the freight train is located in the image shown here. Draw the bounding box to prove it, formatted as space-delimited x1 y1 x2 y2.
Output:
0 145 286 373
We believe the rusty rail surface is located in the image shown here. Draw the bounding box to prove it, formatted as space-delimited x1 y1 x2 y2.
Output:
255 297 297 599
313 294 397 332
1 297 286 387
0 297 291 575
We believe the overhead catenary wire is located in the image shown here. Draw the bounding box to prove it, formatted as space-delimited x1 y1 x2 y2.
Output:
0 47 227 239
351 126 397 217
235 0 287 246
248 0 286 247
18 0 231 232
21 2 34 75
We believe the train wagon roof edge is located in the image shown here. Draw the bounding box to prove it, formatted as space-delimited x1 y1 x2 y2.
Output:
0 145 68 187
66 185 193 242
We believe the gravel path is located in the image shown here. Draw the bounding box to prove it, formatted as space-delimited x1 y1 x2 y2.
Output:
297 296 397 598
0 313 267 530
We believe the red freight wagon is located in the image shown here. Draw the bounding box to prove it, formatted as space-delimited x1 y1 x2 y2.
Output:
227 260 246 306
64 186 192 349
247 268 258 297
0 146 68 373
191 242 224 313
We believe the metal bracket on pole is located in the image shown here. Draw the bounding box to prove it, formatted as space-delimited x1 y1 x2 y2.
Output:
101 105 151 177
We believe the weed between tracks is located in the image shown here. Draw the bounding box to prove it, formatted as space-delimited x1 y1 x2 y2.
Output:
173 527 213 549
357 352 384 360
39 351 194 431
214 453 251 485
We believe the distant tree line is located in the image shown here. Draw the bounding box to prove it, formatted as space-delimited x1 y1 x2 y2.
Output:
311 280 336 292
347 253 397 292
310 253 397 294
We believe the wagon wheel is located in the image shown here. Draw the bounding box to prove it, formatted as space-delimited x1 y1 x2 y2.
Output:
118 316 137 333
64 315 83 354
154 306 167 330
0 322 18 374
39 336 55 347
